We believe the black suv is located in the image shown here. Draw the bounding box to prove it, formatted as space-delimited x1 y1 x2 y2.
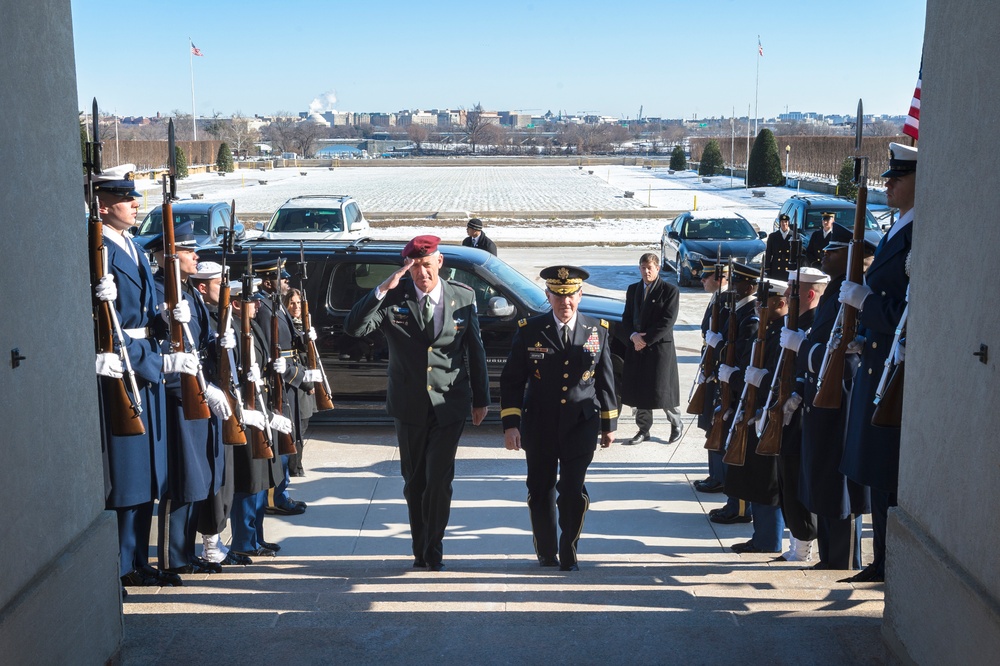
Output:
199 238 628 415
774 195 884 247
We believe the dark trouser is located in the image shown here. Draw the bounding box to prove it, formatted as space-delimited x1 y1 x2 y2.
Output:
116 502 155 577
817 514 862 570
230 490 267 552
268 456 293 508
778 454 818 541
750 503 784 552
394 412 465 567
870 488 896 574
635 407 682 435
524 447 594 567
708 450 726 485
157 499 200 570
198 445 235 537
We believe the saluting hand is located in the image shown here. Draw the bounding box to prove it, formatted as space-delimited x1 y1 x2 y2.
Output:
377 258 415 295
504 427 521 451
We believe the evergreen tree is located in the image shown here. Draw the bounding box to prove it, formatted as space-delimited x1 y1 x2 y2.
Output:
175 145 188 179
216 142 235 173
80 121 89 174
669 145 687 171
837 157 858 200
746 129 785 187
698 140 725 176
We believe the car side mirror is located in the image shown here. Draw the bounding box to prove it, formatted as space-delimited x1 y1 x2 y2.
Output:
668 230 680 240
758 231 767 239
487 296 515 318
254 221 265 231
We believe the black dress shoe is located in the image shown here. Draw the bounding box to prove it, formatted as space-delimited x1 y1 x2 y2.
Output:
731 540 762 554
559 563 580 572
428 562 446 572
258 541 282 552
193 558 223 573
220 551 252 566
839 563 884 583
809 561 830 570
121 568 161 587
413 559 427 568
694 479 724 493
710 511 752 524
265 501 306 516
157 570 183 586
668 426 683 443
538 556 560 567
232 547 276 558
625 431 650 445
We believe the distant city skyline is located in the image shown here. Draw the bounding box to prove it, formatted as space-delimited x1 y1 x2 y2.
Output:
71 0 925 121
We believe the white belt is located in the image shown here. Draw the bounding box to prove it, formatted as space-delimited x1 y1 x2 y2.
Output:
123 327 150 339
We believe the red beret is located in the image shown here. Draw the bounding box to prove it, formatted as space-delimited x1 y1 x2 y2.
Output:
402 235 440 258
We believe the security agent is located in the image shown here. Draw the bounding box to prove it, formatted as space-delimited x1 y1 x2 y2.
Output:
344 235 490 571
461 218 498 255
500 266 618 571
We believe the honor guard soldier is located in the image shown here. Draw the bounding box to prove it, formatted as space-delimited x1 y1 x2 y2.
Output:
765 213 793 279
804 212 837 268
90 164 186 588
839 142 916 583
500 266 618 571
344 235 490 571
693 261 728 495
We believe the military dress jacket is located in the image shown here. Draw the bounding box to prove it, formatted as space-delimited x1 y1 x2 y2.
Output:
621 278 680 410
344 278 490 426
697 293 729 430
154 275 224 503
500 313 618 459
765 231 792 279
101 234 168 508
796 274 869 518
804 229 832 268
841 220 912 494
256 292 307 441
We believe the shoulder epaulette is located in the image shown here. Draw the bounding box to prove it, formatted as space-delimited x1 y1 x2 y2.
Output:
448 279 474 292
518 318 527 327
600 319 609 329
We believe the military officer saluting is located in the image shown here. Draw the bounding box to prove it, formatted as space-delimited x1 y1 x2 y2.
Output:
500 266 618 571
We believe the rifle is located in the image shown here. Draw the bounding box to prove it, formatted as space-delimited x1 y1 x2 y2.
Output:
162 120 211 421
87 98 145 436
242 250 274 460
756 218 802 455
813 99 868 409
269 255 298 456
687 249 723 415
704 258 737 452
723 264 770 466
872 299 908 427
217 201 247 445
299 241 335 411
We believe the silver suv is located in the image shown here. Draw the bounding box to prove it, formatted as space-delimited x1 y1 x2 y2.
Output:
262 195 370 240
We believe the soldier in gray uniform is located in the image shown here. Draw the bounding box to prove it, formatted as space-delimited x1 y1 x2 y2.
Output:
500 266 618 571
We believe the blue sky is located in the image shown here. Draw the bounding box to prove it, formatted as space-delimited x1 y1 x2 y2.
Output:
72 0 926 120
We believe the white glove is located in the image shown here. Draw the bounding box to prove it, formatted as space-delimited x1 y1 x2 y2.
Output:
95 274 117 302
893 339 906 364
203 384 233 420
96 353 124 378
269 413 293 434
219 330 236 350
273 357 287 374
718 364 739 384
163 352 199 375
779 327 807 353
172 299 192 323
744 366 769 388
782 393 803 426
307 326 318 341
705 330 724 348
846 335 865 355
304 369 323 383
247 362 262 384
839 280 872 310
242 409 267 430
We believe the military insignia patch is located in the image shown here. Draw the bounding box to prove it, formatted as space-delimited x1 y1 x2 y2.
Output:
581 370 592 381
518 318 527 327
600 319 609 329
534 369 541 379
584 331 600 353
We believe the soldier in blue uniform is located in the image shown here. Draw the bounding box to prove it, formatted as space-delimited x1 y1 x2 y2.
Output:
90 165 198 588
500 266 618 571
345 235 490 571
839 142 916 583
146 222 235 575
693 261 728 494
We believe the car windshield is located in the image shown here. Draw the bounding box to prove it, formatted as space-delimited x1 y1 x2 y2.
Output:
267 208 343 233
137 209 211 237
683 217 757 240
802 208 879 231
481 255 550 312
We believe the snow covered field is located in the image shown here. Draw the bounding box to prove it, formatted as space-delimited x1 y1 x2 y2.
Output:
133 164 838 246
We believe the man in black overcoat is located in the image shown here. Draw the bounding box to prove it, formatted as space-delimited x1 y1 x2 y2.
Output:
462 218 498 255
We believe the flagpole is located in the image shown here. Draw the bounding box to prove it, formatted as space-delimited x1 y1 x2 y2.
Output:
189 39 197 141
754 36 761 137
746 103 751 189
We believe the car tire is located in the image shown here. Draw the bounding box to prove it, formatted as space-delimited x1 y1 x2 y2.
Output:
677 254 693 287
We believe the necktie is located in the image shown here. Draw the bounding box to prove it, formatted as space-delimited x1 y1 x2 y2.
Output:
561 324 570 348
422 295 434 333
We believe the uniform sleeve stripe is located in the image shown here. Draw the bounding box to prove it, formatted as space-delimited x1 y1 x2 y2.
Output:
601 409 619 419
501 408 522 418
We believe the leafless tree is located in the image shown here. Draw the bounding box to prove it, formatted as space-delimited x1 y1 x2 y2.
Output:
292 119 328 157
607 124 632 152
221 112 260 157
264 113 297 154
465 103 492 154
869 119 902 136
406 123 430 152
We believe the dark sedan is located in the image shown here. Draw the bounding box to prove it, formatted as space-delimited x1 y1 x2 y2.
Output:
660 211 767 286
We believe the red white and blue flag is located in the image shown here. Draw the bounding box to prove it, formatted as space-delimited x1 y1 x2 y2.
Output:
190 42 204 57
758 37 763 57
903 60 921 140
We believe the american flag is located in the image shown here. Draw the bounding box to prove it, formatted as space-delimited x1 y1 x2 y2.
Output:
758 37 763 57
903 60 921 140
191 42 204 57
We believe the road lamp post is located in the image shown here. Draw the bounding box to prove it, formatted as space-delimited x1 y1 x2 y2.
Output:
785 144 791 175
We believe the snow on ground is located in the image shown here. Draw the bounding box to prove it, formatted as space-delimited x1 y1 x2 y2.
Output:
136 164 847 246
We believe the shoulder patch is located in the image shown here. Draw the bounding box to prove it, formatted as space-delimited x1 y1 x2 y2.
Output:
518 318 527 327
600 319 609 329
